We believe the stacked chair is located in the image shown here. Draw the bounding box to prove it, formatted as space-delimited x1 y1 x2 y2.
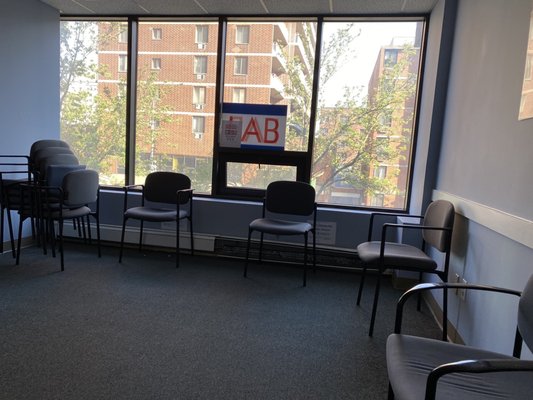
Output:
1 139 100 270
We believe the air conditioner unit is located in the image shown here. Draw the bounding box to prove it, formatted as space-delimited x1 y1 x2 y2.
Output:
196 74 205 80
193 132 203 139
197 43 207 50
194 103 204 110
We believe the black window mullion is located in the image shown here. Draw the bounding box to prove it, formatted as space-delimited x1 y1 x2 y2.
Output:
125 17 138 185
212 17 227 195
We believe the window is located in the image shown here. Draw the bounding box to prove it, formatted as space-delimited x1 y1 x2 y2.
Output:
193 86 206 105
118 24 128 43
150 119 160 130
151 28 162 40
374 165 387 179
194 56 207 74
151 58 161 70
118 54 127 72
61 19 425 210
232 88 246 103
234 56 248 75
195 25 209 44
235 25 250 44
192 116 205 138
384 48 399 67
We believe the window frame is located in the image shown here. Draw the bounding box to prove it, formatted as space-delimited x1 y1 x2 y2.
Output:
59 16 427 213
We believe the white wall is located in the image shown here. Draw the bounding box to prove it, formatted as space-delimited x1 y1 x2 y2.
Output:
0 0 60 242
435 0 533 355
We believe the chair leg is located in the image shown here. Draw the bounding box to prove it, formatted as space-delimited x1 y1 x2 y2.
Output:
189 216 194 256
258 232 264 263
303 233 308 287
312 230 317 272
244 228 252 277
15 215 24 266
368 272 382 337
95 214 101 258
357 266 367 306
442 284 448 341
119 217 127 263
176 218 180 269
6 207 17 258
138 220 144 252
388 383 395 400
58 218 65 271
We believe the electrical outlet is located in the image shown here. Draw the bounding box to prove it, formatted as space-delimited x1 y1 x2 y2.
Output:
459 278 467 301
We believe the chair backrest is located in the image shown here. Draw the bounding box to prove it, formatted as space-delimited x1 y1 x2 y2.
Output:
265 180 316 216
39 153 79 181
62 169 99 207
30 140 70 161
47 164 86 187
518 274 533 352
144 172 191 204
422 200 455 252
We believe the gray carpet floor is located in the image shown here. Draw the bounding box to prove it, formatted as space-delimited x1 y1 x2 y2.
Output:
0 243 441 400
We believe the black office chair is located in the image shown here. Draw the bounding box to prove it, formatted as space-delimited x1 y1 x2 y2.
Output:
16 169 100 271
386 275 533 400
119 172 194 268
356 200 455 337
244 180 317 287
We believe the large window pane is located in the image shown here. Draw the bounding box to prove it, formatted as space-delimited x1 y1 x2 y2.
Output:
313 21 423 209
135 21 218 192
227 163 297 190
60 21 127 186
224 21 317 155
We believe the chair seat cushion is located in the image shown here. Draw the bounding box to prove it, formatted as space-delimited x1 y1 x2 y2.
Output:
387 334 531 400
250 218 312 235
357 241 437 271
125 206 188 222
49 206 92 219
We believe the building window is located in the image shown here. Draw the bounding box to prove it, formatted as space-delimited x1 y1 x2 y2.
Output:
236 25 250 44
192 116 205 139
232 88 246 103
374 165 387 179
195 25 209 44
151 58 161 70
150 119 160 130
118 54 127 72
384 49 399 67
194 56 207 75
371 194 385 207
234 57 248 75
118 24 128 43
193 86 206 106
152 28 162 40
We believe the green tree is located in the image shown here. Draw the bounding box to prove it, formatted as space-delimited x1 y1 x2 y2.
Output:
281 23 418 206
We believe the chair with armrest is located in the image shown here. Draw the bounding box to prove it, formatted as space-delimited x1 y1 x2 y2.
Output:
356 200 455 337
244 180 317 287
16 169 100 271
386 275 533 400
119 171 194 268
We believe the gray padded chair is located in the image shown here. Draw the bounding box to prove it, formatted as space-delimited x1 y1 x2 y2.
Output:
356 200 455 337
386 275 533 400
119 172 194 268
16 169 100 271
244 180 317 287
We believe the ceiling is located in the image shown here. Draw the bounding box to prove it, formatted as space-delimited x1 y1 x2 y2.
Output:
39 0 439 16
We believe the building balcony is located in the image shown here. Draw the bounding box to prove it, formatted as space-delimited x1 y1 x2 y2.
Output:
273 23 290 46
272 42 287 75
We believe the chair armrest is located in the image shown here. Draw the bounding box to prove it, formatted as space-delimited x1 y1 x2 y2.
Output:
379 223 452 255
394 282 521 334
425 359 533 400
123 184 144 210
367 212 424 241
176 188 194 205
